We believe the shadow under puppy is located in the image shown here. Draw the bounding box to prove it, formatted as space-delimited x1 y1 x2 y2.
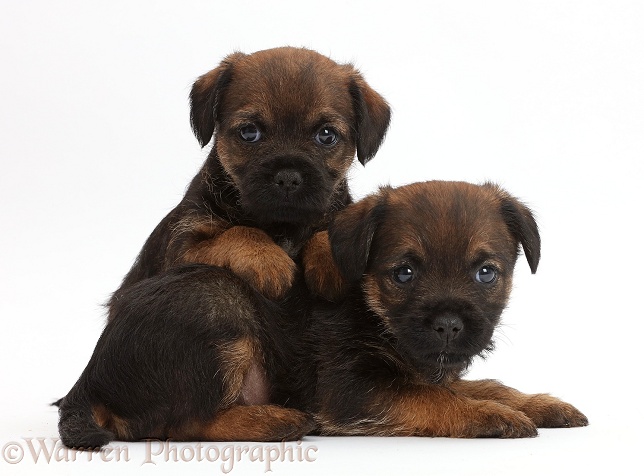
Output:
57 47 390 449
308 180 588 437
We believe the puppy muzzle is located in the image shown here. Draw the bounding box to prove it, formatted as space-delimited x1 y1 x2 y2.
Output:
390 299 498 378
238 155 333 224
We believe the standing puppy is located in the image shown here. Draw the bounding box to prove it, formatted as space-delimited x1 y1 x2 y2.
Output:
57 48 390 449
309 181 588 437
110 46 390 304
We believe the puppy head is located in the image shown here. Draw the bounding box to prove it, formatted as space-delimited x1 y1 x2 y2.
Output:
328 181 540 381
190 47 391 225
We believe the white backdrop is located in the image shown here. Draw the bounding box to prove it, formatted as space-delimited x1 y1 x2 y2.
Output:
1 1 642 474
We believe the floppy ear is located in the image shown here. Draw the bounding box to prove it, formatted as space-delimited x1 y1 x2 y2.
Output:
348 72 391 165
328 190 388 283
492 186 541 274
189 52 246 147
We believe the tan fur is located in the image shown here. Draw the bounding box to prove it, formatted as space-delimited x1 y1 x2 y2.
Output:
182 226 297 299
170 405 314 442
362 275 390 324
450 379 588 428
302 231 347 302
92 403 133 440
215 337 269 407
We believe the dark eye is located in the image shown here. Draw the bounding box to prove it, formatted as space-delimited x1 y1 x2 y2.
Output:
315 127 338 146
393 266 414 284
475 266 498 284
239 124 261 143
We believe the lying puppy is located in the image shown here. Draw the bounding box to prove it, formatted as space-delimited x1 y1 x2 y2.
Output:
309 181 588 437
110 46 390 305
57 47 391 448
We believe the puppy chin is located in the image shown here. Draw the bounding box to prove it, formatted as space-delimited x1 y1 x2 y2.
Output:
239 178 334 226
241 195 330 225
405 348 499 384
396 345 475 383
390 325 496 383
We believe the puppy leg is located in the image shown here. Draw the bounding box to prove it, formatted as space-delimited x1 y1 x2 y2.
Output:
302 231 347 302
319 385 537 438
165 329 314 442
381 386 538 438
450 379 588 428
172 405 315 442
182 226 296 299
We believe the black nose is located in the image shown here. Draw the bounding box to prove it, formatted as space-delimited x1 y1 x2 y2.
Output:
433 315 463 343
273 169 303 193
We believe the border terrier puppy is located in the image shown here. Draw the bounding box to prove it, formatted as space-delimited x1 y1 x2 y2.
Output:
308 181 588 437
57 47 390 449
110 46 390 305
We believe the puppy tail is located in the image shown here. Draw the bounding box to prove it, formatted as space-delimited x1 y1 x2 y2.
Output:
57 393 114 450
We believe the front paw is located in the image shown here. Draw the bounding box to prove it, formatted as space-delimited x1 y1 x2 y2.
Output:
190 226 297 300
229 246 296 300
520 395 589 428
462 401 538 438
302 231 347 302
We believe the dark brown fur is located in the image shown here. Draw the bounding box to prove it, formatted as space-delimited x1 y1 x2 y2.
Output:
306 181 588 437
57 47 390 449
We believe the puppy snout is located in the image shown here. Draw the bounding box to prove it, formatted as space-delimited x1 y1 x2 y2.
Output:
432 315 463 343
274 169 303 193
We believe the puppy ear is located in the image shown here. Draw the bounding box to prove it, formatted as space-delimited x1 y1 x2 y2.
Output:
328 190 388 283
348 72 391 165
189 52 246 147
492 185 541 274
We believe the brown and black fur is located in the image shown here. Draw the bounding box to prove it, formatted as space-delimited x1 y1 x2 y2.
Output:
306 181 588 437
57 47 390 449
110 46 390 303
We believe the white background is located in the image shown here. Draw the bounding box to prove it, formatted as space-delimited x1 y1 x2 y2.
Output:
1 1 643 474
